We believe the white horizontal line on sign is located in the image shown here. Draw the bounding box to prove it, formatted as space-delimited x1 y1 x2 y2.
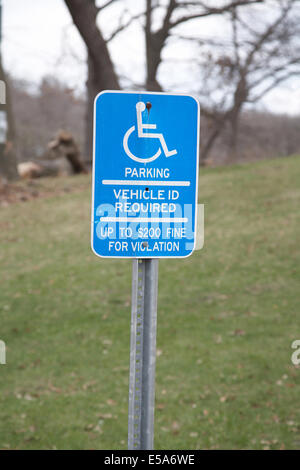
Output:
102 179 190 187
100 217 188 223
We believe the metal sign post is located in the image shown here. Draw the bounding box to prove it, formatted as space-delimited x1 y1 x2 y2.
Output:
91 90 200 450
128 258 159 450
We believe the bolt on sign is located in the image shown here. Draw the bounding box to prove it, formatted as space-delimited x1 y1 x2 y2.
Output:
91 91 200 258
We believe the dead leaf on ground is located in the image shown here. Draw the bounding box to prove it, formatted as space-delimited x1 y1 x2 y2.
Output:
171 421 180 435
106 398 117 406
232 329 246 336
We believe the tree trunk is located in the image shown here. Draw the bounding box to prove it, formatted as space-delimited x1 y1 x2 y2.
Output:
145 34 163 91
0 61 18 181
145 61 163 91
200 111 229 164
85 53 99 166
200 126 223 164
229 114 239 162
227 106 242 163
64 0 120 164
227 76 247 163
145 0 163 91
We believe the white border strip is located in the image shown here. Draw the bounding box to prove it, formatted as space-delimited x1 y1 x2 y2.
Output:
100 217 188 223
102 179 190 187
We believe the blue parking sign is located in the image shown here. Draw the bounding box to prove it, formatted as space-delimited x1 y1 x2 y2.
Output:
91 91 200 258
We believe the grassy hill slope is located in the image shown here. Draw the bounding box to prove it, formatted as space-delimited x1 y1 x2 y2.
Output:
0 156 299 449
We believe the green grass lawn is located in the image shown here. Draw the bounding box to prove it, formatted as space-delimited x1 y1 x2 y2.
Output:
0 156 300 450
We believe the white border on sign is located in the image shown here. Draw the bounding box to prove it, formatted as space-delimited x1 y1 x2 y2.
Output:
90 90 200 259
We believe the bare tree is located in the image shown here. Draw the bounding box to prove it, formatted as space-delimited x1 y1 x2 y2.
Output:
195 0 300 162
64 0 265 163
0 62 18 181
144 0 265 90
64 0 120 163
0 0 18 181
11 75 86 163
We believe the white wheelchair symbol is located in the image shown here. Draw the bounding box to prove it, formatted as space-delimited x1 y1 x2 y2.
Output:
123 101 177 163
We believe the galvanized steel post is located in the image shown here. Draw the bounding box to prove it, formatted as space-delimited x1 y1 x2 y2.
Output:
128 258 159 450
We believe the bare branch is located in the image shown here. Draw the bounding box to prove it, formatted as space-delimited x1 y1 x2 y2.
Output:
245 0 294 68
170 1 264 28
231 7 241 70
106 11 143 42
160 0 177 36
97 0 120 12
249 70 300 103
249 57 300 91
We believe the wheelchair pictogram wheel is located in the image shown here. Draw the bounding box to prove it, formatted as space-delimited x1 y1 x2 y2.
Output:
123 125 162 163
